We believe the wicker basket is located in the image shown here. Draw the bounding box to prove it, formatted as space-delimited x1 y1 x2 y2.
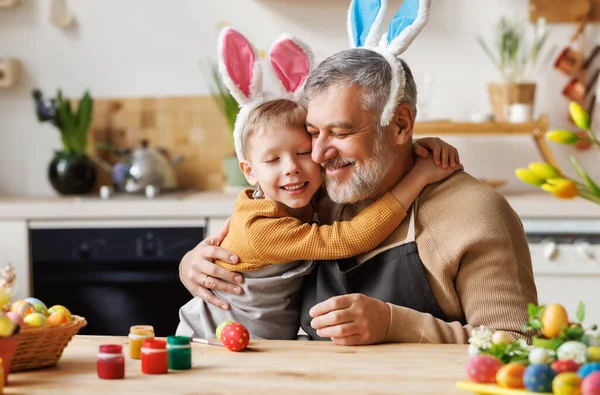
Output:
488 82 536 122
10 315 87 372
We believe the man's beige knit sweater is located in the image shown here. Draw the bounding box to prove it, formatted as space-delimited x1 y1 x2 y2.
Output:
317 171 538 343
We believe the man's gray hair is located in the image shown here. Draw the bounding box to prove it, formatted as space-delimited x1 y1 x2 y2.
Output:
305 48 418 127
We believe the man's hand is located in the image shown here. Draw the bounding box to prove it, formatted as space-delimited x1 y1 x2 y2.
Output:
308 294 391 345
179 217 244 310
414 137 460 169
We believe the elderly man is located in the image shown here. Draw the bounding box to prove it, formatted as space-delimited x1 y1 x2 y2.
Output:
179 47 537 345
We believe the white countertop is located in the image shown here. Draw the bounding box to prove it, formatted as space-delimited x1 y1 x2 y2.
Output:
0 191 598 221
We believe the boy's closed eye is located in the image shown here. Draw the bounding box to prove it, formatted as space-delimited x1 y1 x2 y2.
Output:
264 157 279 163
298 151 312 156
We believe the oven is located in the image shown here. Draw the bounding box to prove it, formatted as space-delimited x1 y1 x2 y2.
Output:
30 220 204 337
523 218 600 325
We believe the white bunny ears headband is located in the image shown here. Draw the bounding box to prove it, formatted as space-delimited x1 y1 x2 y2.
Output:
217 27 315 161
347 0 431 126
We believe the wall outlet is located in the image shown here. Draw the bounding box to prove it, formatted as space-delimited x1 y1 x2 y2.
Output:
0 58 21 88
0 0 20 7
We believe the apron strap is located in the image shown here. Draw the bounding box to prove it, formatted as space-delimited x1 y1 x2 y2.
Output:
406 198 418 243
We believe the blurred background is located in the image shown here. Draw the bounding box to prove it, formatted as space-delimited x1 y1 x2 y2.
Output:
0 0 599 196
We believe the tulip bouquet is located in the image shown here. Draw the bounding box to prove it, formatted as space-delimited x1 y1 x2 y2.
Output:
515 102 600 203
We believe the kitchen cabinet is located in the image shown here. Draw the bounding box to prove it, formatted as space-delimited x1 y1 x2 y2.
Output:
0 220 29 300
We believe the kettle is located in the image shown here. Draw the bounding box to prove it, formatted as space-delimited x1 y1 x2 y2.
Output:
98 140 184 195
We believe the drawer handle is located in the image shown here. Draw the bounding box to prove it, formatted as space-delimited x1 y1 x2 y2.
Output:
576 242 595 261
543 241 558 261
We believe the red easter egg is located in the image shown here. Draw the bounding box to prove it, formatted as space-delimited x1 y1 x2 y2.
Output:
552 359 582 374
466 355 503 384
220 323 250 352
582 371 600 395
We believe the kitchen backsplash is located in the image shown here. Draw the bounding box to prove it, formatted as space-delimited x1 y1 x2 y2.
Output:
86 96 233 192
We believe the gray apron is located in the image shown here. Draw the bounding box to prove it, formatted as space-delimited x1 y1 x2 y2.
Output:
177 260 314 340
300 202 451 340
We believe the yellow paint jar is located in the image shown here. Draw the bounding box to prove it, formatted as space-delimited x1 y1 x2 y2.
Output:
128 325 154 359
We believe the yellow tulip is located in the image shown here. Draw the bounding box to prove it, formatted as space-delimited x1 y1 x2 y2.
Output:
570 102 591 131
541 178 578 199
547 130 581 145
528 162 560 179
515 168 545 186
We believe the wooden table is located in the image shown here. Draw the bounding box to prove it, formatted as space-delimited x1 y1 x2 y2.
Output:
4 336 470 394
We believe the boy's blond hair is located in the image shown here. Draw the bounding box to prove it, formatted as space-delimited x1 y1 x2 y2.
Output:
242 99 307 160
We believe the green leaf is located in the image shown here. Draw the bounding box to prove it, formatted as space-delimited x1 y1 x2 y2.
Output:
530 319 542 330
572 157 600 199
74 91 93 154
528 303 537 318
576 301 586 323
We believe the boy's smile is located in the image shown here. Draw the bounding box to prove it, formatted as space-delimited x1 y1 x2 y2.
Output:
240 125 322 215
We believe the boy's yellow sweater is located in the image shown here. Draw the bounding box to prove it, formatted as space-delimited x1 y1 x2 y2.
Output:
216 189 407 272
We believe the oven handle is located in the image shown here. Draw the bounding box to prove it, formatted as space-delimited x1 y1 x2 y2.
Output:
35 271 181 284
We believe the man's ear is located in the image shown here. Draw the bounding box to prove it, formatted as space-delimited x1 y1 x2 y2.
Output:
239 160 259 186
392 103 415 146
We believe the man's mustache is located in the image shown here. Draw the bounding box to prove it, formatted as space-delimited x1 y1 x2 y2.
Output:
321 157 355 169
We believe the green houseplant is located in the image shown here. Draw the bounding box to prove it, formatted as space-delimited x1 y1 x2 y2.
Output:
203 61 248 188
32 88 97 195
478 17 550 122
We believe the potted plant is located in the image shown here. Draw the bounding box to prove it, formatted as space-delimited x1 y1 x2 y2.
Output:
478 17 550 122
32 88 97 195
203 61 248 188
516 102 600 204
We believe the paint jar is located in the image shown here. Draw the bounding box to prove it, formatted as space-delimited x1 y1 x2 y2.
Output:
167 336 192 370
129 325 154 359
141 339 168 375
97 344 125 380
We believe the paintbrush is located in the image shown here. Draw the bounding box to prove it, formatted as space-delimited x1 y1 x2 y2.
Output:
192 337 224 347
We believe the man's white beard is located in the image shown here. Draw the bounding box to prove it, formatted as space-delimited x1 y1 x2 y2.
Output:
324 135 394 204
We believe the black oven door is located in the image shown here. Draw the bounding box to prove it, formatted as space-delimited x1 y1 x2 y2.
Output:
30 224 204 337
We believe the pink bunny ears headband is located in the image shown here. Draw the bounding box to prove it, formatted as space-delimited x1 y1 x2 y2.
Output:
218 27 315 161
347 0 431 126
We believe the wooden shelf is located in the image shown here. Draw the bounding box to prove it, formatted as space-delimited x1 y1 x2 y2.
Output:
529 0 600 23
413 114 560 170
414 115 548 136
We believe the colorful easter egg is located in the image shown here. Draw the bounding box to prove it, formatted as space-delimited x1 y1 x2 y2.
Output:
553 359 582 374
542 303 569 338
496 362 526 388
530 347 556 364
491 331 511 345
558 341 589 365
46 310 71 326
589 347 600 363
579 363 600 379
23 312 46 327
582 371 600 395
5 311 24 326
0 312 16 337
220 322 250 352
10 300 35 318
48 305 72 321
524 364 556 393
24 297 48 316
216 320 233 342
466 355 502 384
552 372 583 395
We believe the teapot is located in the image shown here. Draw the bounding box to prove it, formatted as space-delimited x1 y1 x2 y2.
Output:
97 140 184 195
